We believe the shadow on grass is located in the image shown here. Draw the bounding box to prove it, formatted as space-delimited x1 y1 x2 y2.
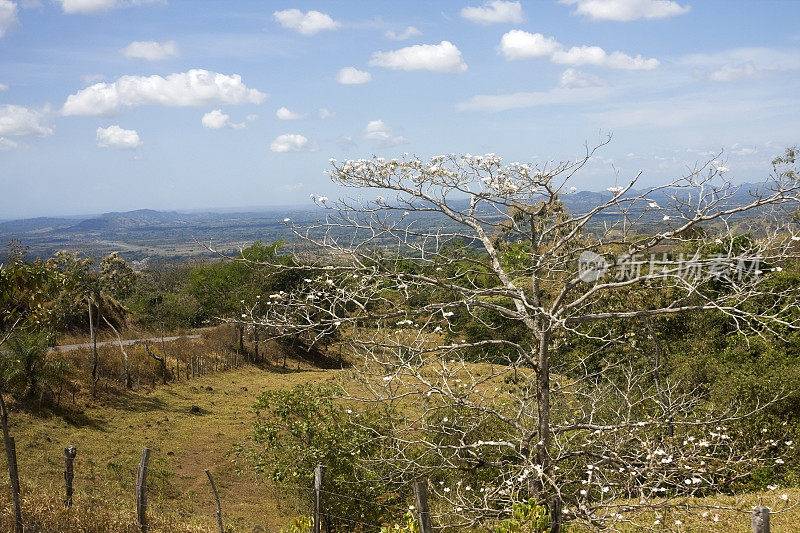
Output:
91 385 168 414
256 342 350 374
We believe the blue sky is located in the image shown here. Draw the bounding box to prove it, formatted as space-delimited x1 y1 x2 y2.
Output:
1 0 799 218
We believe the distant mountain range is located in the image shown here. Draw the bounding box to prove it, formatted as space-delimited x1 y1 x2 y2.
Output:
0 182 786 263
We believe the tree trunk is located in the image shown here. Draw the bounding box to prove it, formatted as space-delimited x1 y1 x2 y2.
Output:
535 329 560 532
103 316 131 389
89 297 99 385
254 326 259 364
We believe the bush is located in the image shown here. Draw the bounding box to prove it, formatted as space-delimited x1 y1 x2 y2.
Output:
241 384 401 529
0 328 72 400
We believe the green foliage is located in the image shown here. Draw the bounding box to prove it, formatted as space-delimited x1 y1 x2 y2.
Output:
244 384 399 528
381 510 419 533
125 265 202 330
0 328 72 399
493 500 549 533
280 515 313 533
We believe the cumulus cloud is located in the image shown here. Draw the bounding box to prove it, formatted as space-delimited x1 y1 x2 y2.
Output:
0 83 7 91
62 69 267 116
364 119 407 146
460 1 523 24
0 104 53 137
561 0 690 21
270 133 309 152
0 0 18 38
558 68 604 88
96 125 142 148
318 108 334 119
384 26 421 40
276 106 304 120
0 137 18 150
201 109 247 130
500 30 659 70
273 9 339 35
57 0 161 15
336 67 372 85
121 40 179 60
369 41 467 73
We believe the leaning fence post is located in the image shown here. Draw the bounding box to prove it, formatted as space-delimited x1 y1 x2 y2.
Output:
0 394 22 533
136 447 151 533
413 481 432 533
64 446 77 506
8 436 22 533
313 464 326 533
751 506 770 533
205 469 224 533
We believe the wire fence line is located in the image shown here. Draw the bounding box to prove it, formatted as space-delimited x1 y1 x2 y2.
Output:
0 444 784 533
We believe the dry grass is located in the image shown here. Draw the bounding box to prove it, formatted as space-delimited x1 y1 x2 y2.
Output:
597 490 800 532
1 354 336 532
2 330 799 532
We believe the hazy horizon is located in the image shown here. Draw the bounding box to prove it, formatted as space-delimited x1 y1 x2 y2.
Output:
1 1 798 219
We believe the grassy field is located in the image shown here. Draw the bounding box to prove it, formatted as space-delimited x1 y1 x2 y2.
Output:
1 340 800 531
0 358 336 532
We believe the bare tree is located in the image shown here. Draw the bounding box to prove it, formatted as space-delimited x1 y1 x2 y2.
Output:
245 142 800 530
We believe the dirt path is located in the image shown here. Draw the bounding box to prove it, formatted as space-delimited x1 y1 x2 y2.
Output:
9 365 333 531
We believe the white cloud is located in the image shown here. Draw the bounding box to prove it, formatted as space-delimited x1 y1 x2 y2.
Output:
558 68 603 88
384 26 421 40
500 31 560 60
273 9 339 35
96 124 142 149
276 106 304 120
121 40 179 61
0 137 18 150
561 0 690 21
705 64 758 82
201 109 246 129
682 47 800 82
318 108 334 119
500 30 659 70
364 119 407 146
336 67 372 85
458 86 612 112
0 0 18 38
270 133 309 152
57 0 161 14
0 104 53 136
62 69 267 116
59 0 114 13
369 41 467 73
0 83 7 91
202 109 228 129
585 92 791 129
460 1 523 24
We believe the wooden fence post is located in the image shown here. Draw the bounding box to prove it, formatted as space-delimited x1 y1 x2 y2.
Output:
549 494 562 533
205 469 224 533
752 506 770 533
8 436 22 533
136 447 151 533
413 481 432 533
64 446 77 506
0 393 22 533
313 464 326 533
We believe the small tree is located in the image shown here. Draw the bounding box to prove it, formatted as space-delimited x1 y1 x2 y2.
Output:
249 143 800 530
